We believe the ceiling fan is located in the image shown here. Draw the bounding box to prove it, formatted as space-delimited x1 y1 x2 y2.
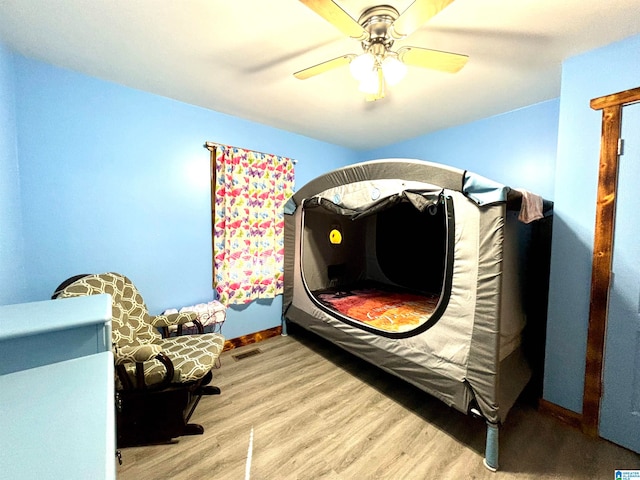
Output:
294 0 468 101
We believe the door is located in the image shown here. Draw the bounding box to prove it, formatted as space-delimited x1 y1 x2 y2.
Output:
599 101 640 453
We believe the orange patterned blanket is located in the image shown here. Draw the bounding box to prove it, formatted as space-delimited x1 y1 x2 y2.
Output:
316 288 439 332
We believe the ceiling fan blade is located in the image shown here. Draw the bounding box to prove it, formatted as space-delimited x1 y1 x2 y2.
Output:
391 0 455 38
397 46 468 73
294 54 355 80
299 0 367 40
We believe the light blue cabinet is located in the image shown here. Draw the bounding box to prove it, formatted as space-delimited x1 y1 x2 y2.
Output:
0 294 115 479
0 294 112 375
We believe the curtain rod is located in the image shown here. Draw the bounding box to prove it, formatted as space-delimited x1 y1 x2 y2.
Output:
203 141 298 164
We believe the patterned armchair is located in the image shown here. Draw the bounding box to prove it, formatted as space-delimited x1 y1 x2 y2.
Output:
52 272 225 447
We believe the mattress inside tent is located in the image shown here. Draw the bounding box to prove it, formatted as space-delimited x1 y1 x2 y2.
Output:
314 286 440 333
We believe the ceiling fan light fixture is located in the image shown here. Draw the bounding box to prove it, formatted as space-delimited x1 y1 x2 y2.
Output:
358 69 380 94
350 52 375 81
381 55 407 86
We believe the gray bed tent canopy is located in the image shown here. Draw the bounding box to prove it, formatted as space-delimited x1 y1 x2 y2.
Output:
282 159 552 471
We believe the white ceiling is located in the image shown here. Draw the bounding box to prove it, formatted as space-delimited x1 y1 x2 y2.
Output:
1 0 639 150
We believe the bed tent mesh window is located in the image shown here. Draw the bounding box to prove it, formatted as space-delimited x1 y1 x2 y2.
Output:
299 188 455 337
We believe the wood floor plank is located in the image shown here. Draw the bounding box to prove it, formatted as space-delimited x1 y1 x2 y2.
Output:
117 326 640 479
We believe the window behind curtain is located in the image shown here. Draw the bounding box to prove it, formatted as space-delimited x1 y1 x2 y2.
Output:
210 145 295 305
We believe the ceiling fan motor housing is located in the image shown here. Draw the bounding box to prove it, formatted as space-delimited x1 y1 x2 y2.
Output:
359 6 399 52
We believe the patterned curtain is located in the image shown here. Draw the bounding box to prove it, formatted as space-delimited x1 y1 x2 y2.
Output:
212 145 295 305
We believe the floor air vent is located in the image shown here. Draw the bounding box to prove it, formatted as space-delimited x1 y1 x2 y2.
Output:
231 348 263 361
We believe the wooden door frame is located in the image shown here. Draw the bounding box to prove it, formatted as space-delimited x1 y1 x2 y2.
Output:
582 86 640 436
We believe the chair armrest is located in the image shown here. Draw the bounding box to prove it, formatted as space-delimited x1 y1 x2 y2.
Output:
115 344 162 365
155 312 205 337
115 347 175 391
150 311 197 328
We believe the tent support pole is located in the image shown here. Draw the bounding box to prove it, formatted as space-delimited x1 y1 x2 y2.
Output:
483 421 499 472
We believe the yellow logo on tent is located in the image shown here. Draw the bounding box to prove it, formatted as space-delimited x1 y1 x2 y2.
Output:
329 228 342 245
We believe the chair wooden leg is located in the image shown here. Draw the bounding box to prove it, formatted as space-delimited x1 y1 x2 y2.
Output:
117 371 221 447
198 385 221 395
183 424 205 436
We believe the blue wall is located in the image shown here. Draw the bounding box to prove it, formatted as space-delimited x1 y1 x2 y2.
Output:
0 44 26 304
359 98 559 201
543 34 640 413
10 53 356 339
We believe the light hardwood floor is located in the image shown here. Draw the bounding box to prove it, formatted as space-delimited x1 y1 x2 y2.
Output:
117 325 640 479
